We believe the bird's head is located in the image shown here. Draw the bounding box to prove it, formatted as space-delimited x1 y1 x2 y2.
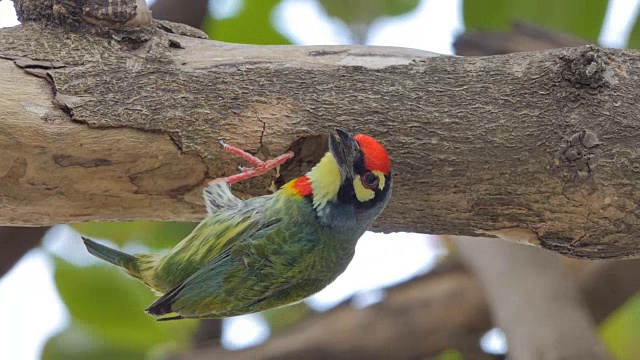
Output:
283 129 392 229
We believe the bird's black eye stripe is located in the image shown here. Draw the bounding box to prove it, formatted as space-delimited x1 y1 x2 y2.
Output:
361 172 379 190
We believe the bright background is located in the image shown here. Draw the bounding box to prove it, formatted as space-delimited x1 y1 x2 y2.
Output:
1 0 639 359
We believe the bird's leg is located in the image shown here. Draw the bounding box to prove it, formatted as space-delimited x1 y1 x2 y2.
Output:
210 141 295 185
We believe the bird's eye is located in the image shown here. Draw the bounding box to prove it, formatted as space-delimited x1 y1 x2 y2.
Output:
361 172 379 190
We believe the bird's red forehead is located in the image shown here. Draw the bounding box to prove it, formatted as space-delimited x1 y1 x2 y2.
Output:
354 134 391 175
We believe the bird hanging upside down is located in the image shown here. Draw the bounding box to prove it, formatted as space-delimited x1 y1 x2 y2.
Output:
83 129 392 320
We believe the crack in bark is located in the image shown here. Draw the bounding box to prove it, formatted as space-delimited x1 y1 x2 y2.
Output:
52 154 113 168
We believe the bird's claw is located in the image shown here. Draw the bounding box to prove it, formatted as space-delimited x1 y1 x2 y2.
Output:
209 141 295 185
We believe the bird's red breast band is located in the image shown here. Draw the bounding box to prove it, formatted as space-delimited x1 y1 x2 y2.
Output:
292 175 313 196
354 134 391 175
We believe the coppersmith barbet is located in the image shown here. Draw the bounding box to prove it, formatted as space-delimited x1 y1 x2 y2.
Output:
83 129 392 320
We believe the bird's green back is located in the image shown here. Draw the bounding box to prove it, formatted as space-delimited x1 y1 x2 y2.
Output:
133 190 365 317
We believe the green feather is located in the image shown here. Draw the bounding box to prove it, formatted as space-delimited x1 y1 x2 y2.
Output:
82 143 392 320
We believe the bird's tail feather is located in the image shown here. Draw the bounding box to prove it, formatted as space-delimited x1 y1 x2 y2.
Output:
82 236 139 275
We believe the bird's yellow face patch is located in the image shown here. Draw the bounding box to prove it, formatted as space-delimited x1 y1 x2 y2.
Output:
308 152 342 209
353 170 385 202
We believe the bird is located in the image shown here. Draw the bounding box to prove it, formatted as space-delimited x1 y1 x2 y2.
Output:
82 128 392 320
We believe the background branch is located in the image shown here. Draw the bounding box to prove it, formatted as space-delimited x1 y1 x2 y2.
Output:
0 226 48 278
149 0 208 29
178 251 635 360
454 21 588 55
176 264 495 360
455 237 611 360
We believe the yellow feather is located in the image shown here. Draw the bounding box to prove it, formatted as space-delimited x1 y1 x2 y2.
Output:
373 170 385 190
353 175 375 202
308 153 341 209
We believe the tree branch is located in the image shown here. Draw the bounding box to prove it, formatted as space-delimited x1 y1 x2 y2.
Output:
0 226 48 278
454 21 588 55
578 259 640 323
176 265 496 360
455 237 611 360
1 1 639 259
177 253 636 360
149 0 208 29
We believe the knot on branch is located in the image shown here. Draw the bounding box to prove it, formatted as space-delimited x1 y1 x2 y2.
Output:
14 0 151 29
560 129 602 182
559 46 615 89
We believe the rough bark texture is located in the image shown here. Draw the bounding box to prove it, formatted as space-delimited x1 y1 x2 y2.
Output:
453 23 616 360
455 237 611 360
1 2 640 259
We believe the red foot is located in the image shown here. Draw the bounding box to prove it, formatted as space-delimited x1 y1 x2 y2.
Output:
210 141 294 185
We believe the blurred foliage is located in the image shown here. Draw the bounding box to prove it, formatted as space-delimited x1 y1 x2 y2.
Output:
319 0 418 23
43 257 197 360
262 302 314 333
318 0 419 43
43 325 146 360
72 221 197 249
464 0 608 42
601 295 640 360
628 14 640 48
203 0 291 44
432 349 464 360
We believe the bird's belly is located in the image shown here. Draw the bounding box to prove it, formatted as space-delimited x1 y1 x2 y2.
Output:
248 249 355 312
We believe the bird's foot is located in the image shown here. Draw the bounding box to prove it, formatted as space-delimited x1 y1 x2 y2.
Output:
209 141 294 185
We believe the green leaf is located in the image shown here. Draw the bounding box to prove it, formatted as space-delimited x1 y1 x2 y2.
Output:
52 256 196 351
628 14 640 48
318 0 419 25
600 294 640 360
42 324 146 360
203 0 291 45
433 348 465 360
72 221 197 249
463 0 609 42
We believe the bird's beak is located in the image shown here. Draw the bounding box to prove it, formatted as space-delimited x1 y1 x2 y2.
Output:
328 128 358 181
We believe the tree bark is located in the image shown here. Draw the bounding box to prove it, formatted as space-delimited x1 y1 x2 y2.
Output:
1 1 640 259
455 237 611 360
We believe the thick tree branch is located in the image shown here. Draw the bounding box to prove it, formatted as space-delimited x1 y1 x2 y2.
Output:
1 2 639 259
453 24 611 360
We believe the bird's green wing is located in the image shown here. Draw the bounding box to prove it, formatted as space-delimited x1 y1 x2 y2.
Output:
146 216 284 318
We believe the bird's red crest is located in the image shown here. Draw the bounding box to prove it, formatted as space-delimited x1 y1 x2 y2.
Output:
354 134 391 174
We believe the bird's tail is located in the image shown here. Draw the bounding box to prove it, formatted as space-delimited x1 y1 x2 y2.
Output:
82 236 140 277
